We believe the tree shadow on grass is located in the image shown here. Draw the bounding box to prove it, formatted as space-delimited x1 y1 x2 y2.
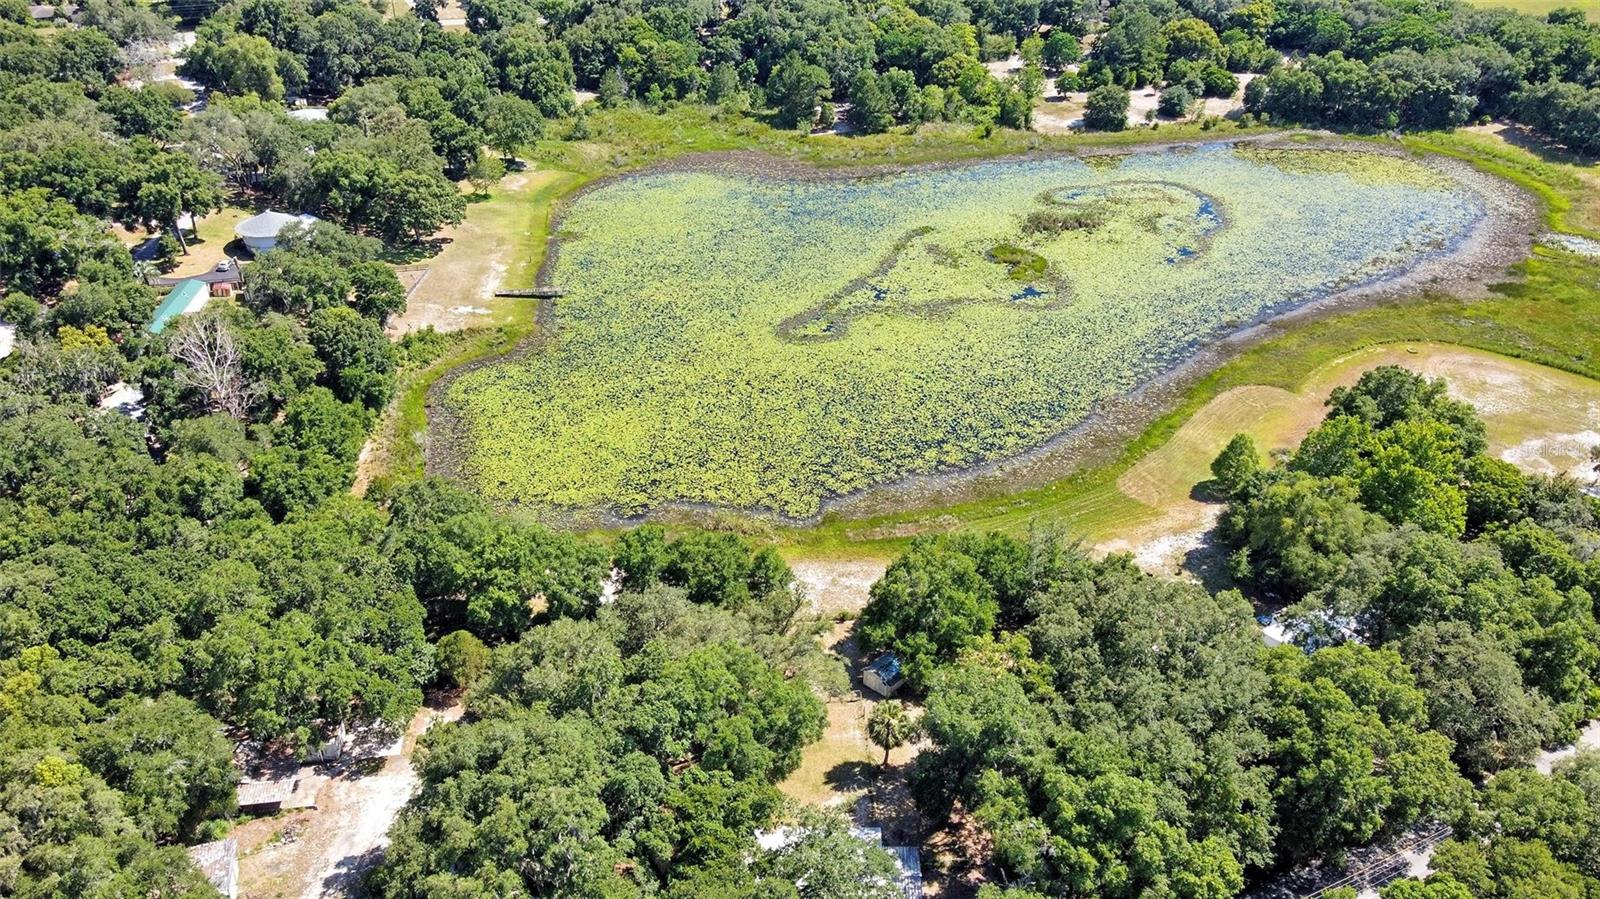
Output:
825 760 876 794
1486 120 1596 168
381 236 452 265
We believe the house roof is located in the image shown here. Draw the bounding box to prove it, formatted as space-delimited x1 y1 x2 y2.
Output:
236 777 297 808
29 3 77 19
866 653 904 686
0 323 14 360
186 838 237 899
235 210 319 240
148 279 209 334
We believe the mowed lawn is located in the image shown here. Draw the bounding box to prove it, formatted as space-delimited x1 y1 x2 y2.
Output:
1473 0 1600 19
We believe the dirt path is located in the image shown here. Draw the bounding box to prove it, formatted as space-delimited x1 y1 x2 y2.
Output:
235 700 464 899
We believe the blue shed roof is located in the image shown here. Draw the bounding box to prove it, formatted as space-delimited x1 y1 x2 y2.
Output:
148 279 208 334
867 653 903 685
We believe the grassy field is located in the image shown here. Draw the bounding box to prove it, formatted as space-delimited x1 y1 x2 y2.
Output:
360 170 577 490
1471 0 1600 19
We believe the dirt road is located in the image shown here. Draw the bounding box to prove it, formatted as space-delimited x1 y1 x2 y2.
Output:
236 700 463 899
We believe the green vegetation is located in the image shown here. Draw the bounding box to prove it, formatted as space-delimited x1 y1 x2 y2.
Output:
857 367 1600 894
10 0 1600 890
986 242 1048 279
446 145 1482 518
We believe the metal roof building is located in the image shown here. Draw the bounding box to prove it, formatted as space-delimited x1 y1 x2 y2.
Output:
235 210 320 253
148 279 210 335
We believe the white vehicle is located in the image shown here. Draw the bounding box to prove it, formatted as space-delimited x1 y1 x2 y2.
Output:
215 257 235 272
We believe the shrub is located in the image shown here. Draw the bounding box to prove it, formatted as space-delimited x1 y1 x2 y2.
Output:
1159 85 1195 117
436 630 491 688
1083 84 1130 130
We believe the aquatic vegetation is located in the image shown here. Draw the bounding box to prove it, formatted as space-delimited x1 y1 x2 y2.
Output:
444 145 1487 517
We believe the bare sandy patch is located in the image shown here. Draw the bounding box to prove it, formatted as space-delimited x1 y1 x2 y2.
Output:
386 169 558 338
790 557 888 617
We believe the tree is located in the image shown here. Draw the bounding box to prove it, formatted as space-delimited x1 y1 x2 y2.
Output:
372 168 467 243
1399 621 1554 776
1083 83 1130 130
661 532 792 608
1263 644 1472 864
308 306 396 408
171 311 259 420
212 34 286 101
78 694 237 843
866 699 915 766
0 189 124 296
467 151 506 196
1211 433 1263 497
617 524 670 590
1159 83 1196 117
1094 7 1167 86
858 537 998 691
768 52 830 129
99 85 183 141
435 629 491 688
1163 17 1224 64
598 68 627 107
847 69 894 133
350 261 407 324
126 149 223 254
483 93 543 160
1043 30 1081 70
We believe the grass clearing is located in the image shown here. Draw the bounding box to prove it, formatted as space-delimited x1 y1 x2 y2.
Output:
387 168 576 337
1097 343 1600 574
1470 0 1600 19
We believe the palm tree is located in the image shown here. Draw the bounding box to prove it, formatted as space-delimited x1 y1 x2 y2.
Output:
867 700 915 767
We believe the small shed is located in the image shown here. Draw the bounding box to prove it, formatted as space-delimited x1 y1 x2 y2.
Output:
235 777 297 815
1258 615 1291 649
148 278 210 335
186 838 238 899
863 653 905 698
887 844 923 899
235 210 320 253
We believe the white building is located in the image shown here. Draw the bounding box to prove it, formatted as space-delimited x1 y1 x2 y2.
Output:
0 322 14 360
235 210 320 253
863 653 906 698
754 824 923 898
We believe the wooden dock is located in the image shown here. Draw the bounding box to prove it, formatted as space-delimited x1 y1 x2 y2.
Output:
494 287 566 298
